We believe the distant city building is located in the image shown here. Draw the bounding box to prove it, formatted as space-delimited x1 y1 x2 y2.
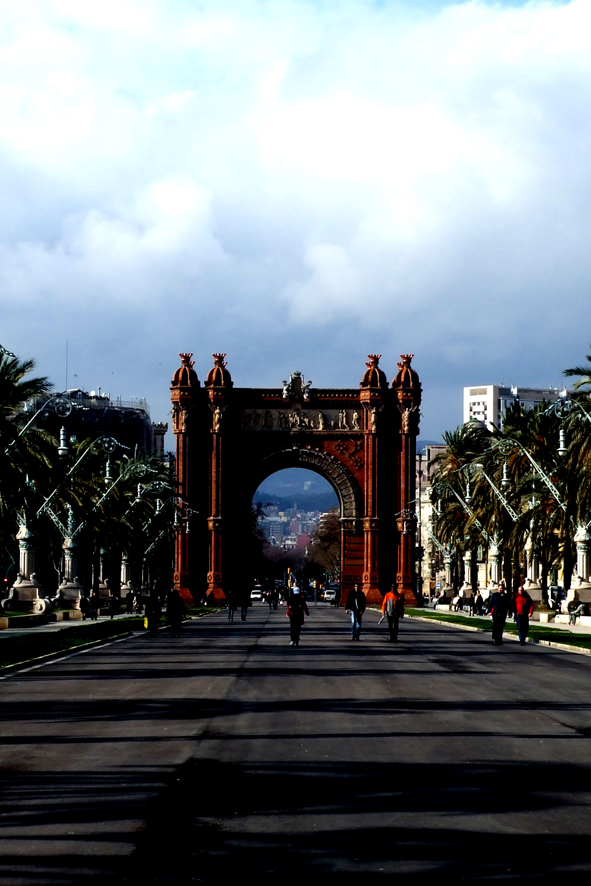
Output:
26 389 167 457
153 422 168 460
299 521 317 535
258 508 324 548
463 384 569 431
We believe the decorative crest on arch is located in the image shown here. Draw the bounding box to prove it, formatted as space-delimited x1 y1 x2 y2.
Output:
281 370 312 402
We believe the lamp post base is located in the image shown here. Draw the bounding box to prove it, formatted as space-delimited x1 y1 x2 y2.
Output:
4 575 52 614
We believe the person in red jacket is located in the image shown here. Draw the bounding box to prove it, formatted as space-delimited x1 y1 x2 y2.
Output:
381 586 405 641
511 585 535 645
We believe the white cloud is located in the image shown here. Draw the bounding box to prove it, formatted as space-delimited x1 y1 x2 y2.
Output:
0 0 590 439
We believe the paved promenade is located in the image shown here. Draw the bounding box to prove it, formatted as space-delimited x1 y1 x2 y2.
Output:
2 605 591 884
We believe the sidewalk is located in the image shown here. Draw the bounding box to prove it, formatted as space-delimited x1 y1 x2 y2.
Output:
0 611 138 637
423 606 591 633
404 606 591 658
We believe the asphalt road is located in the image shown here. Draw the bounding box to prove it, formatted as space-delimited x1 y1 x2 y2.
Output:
2 604 591 884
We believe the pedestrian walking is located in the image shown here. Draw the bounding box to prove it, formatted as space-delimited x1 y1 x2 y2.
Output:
145 592 162 638
287 587 309 646
227 590 236 622
108 594 118 620
238 588 250 621
511 584 534 645
488 582 509 645
89 591 99 620
345 583 366 641
381 586 404 641
80 594 90 620
167 589 186 638
474 592 484 616
125 590 134 614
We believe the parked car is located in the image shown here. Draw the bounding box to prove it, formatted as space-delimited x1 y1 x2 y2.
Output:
324 589 337 604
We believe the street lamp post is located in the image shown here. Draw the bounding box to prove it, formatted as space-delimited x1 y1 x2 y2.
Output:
546 398 591 601
32 434 129 610
495 437 567 605
433 479 490 600
425 524 453 596
468 463 518 591
6 393 75 456
6 519 48 614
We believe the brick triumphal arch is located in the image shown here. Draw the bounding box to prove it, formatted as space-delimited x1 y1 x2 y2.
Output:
171 353 422 605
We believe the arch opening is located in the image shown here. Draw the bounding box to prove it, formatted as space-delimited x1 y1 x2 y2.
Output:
247 445 362 520
249 468 340 599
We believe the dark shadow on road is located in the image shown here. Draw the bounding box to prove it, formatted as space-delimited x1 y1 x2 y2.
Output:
2 696 591 724
131 757 591 884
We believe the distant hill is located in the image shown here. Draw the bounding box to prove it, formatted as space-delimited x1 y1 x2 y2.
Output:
255 467 338 513
256 468 334 497
254 491 339 514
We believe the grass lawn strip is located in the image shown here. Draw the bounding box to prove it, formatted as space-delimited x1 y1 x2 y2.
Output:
404 608 591 654
0 605 221 671
0 618 143 669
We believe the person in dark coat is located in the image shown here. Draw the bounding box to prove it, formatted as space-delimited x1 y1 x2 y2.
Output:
227 590 236 622
145 592 162 638
108 594 118 620
167 590 186 638
80 595 90 620
345 584 367 640
287 587 309 646
489 582 509 645
89 592 99 620
238 588 250 621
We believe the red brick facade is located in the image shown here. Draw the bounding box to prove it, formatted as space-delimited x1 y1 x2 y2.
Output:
171 353 422 605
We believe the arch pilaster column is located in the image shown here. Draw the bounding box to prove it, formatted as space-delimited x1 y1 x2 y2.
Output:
205 364 231 601
172 407 192 599
359 390 382 604
392 355 422 604
171 353 200 602
206 426 225 599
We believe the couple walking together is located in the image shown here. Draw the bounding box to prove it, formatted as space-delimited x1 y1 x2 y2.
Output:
489 582 534 645
346 584 405 641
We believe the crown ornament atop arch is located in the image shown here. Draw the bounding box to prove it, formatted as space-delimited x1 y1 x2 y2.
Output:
171 352 200 388
360 354 387 389
205 353 233 388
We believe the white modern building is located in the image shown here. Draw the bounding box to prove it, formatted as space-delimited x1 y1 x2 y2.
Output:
463 384 569 431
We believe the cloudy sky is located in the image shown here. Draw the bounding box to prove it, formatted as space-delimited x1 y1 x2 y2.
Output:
2 0 591 444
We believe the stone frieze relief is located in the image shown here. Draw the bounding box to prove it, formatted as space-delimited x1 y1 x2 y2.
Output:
239 409 363 431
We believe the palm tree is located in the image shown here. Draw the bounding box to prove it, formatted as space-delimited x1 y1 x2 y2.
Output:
0 352 53 585
564 347 591 391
